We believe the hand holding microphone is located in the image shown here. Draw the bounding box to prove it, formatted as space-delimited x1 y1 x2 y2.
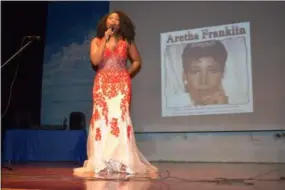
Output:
104 26 115 41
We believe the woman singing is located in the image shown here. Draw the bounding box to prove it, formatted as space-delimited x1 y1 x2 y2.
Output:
73 11 158 178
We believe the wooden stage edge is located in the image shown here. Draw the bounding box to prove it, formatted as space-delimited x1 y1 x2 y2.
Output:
2 162 285 190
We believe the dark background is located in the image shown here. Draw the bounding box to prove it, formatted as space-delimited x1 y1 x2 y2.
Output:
2 1 48 133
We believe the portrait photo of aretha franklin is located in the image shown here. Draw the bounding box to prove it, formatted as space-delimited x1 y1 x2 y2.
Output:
181 40 228 106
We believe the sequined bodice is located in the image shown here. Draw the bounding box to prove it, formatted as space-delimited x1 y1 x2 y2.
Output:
98 39 128 72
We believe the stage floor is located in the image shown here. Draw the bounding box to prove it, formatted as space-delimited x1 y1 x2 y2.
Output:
2 162 285 190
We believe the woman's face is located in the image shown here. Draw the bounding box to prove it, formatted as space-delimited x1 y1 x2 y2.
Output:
183 57 223 93
106 13 120 30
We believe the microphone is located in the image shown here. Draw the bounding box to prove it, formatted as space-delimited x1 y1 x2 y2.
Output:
107 26 115 42
111 26 115 32
25 36 41 40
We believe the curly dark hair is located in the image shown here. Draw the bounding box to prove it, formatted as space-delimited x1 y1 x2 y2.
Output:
182 40 228 74
96 10 136 43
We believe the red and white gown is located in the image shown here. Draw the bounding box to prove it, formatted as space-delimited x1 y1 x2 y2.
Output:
73 38 158 178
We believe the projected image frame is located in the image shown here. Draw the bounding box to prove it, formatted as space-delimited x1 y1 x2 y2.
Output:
161 22 253 117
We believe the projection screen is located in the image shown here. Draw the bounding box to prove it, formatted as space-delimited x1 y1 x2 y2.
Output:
110 1 285 132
